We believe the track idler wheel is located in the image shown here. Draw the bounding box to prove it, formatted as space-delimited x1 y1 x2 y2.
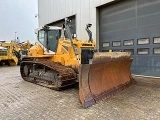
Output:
23 65 29 76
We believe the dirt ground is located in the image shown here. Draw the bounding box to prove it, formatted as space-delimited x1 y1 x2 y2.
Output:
0 66 160 120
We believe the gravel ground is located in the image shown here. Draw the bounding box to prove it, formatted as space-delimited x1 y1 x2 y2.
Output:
0 66 160 120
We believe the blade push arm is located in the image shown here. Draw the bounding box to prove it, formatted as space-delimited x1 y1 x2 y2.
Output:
64 18 78 56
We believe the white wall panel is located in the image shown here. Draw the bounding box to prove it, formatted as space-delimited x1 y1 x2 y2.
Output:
53 0 57 21
59 0 66 19
72 0 78 15
46 0 49 23
38 0 115 44
65 0 72 16
79 0 90 40
100 0 114 6
49 0 54 23
54 0 60 21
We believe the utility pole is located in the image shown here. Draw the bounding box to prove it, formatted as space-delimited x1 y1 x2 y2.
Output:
15 32 17 42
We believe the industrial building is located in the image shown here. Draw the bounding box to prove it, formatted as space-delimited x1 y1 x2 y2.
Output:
38 0 160 77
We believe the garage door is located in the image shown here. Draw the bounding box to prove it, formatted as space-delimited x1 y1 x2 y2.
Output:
99 0 160 76
48 15 76 34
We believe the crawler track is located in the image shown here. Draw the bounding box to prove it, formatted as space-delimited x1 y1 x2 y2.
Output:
20 58 77 90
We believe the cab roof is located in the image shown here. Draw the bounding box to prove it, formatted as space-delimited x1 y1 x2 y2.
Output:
35 26 61 34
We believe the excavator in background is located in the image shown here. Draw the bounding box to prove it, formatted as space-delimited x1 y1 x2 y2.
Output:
20 18 136 108
0 40 32 66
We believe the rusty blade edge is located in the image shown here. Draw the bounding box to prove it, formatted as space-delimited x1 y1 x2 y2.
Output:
83 99 95 108
93 78 136 102
79 64 96 108
83 78 136 108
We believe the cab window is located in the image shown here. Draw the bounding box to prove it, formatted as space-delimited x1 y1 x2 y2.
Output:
38 30 45 44
47 30 61 52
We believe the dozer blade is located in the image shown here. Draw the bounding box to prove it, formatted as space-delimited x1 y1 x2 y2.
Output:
79 52 136 108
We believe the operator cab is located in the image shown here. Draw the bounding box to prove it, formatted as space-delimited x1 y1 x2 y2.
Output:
36 26 61 53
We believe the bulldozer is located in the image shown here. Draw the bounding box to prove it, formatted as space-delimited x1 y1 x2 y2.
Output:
20 18 136 108
0 40 32 66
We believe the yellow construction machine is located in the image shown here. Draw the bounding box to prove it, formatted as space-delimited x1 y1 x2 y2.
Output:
20 18 136 108
0 40 31 66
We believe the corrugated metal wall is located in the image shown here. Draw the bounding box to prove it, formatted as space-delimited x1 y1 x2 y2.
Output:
38 0 77 26
38 0 114 45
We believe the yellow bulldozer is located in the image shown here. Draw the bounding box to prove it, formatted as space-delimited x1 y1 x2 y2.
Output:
0 40 31 66
20 18 136 108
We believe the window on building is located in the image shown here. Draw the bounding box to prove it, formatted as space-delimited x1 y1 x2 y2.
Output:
102 42 110 47
137 38 149 45
112 41 121 47
154 48 160 54
124 39 134 46
137 48 149 55
124 49 134 55
153 37 160 44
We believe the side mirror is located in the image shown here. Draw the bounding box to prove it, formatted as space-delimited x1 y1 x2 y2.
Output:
86 23 92 28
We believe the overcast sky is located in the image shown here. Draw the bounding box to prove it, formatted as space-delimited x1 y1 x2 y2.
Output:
0 0 38 43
